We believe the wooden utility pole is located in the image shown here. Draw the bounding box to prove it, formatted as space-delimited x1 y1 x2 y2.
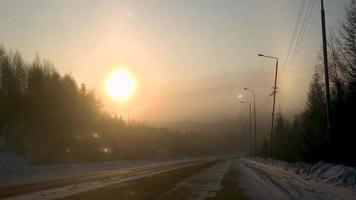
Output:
320 0 332 134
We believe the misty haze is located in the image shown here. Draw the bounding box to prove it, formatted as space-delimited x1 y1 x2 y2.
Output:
0 0 356 200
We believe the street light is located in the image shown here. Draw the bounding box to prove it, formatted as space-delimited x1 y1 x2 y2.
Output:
258 53 278 158
244 88 257 158
240 100 252 157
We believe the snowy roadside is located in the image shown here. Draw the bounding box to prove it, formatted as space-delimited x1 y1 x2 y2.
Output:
3 160 212 200
251 158 356 190
237 159 356 200
0 160 161 186
0 152 207 186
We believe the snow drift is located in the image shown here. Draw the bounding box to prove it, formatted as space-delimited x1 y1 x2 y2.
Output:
250 158 356 190
0 151 160 186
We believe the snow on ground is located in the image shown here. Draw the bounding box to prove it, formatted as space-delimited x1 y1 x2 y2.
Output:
236 159 356 200
252 158 356 190
4 160 207 200
0 151 205 186
0 159 160 186
0 151 29 170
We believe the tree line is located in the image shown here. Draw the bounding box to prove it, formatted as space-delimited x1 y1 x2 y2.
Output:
261 0 356 166
0 50 239 164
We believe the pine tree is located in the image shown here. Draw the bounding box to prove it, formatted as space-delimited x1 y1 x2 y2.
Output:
301 71 328 162
338 0 356 79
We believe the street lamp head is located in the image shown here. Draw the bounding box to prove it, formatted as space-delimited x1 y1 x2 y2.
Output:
258 53 278 60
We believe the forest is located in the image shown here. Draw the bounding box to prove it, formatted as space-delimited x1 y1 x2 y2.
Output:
265 0 356 166
0 50 240 164
1 0 355 167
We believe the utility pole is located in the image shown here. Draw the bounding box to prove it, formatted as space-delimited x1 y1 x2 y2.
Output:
241 101 252 157
238 113 248 156
271 59 278 158
320 0 332 135
244 88 257 158
253 94 257 158
258 54 278 158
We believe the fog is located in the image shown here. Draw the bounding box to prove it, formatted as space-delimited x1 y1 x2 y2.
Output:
0 0 348 125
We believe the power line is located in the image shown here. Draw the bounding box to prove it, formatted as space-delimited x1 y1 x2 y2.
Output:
280 0 305 76
280 0 315 84
291 0 315 63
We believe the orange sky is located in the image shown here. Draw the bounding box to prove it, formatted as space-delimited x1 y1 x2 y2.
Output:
0 0 349 124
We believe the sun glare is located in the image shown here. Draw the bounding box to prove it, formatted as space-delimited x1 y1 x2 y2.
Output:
105 69 137 102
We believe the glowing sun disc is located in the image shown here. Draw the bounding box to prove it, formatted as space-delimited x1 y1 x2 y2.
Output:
105 69 137 102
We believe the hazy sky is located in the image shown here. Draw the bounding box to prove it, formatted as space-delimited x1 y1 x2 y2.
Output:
0 0 349 124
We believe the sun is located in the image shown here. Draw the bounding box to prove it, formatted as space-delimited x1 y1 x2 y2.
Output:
105 69 137 102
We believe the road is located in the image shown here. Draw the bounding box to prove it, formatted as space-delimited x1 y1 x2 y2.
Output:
1 158 355 200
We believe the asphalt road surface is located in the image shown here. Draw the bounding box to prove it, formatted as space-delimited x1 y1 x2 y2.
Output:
1 157 241 200
1 157 354 200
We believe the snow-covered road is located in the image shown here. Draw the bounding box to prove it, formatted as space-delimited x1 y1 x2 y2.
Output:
237 159 356 200
2 157 355 200
0 158 218 200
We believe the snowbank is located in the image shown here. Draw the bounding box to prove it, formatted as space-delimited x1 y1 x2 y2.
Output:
0 152 164 186
0 151 28 170
250 158 356 190
0 152 211 186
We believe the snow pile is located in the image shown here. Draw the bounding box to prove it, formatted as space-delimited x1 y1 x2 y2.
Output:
0 154 208 186
250 158 356 190
0 151 29 171
0 156 160 186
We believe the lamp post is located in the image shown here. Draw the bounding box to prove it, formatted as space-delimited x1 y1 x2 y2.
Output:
258 54 278 158
241 101 252 157
244 88 257 158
